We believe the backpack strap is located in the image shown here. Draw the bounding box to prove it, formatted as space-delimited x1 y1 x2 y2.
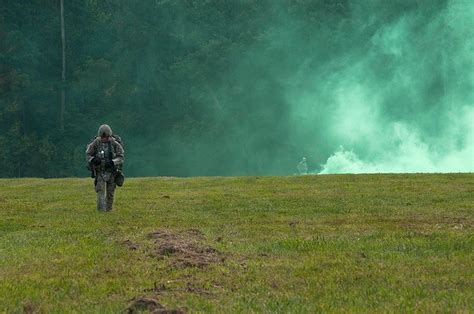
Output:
107 141 113 161
86 137 101 157
111 135 123 147
92 137 100 149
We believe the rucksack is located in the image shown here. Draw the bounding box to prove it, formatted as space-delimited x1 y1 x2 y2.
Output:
110 134 125 186
111 134 123 150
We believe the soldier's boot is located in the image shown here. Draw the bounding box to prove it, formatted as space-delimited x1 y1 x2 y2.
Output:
95 178 107 211
106 181 116 211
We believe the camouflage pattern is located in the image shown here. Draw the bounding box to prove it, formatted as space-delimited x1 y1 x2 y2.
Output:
86 136 124 211
95 171 116 211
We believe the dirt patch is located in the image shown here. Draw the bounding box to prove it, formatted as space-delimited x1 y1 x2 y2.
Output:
23 302 38 314
143 282 168 293
148 229 222 268
289 221 299 228
125 297 185 313
184 282 212 295
122 239 140 250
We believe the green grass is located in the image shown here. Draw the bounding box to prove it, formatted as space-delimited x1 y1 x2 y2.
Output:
0 174 473 312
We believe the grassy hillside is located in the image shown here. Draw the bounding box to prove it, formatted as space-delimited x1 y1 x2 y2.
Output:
0 174 473 312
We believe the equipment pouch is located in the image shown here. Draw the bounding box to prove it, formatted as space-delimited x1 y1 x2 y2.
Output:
115 170 125 187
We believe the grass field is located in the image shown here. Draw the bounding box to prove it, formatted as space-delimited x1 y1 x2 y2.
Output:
0 174 473 312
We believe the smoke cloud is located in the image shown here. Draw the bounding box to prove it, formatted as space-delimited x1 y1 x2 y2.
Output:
273 0 474 174
4 0 471 177
75 0 472 176
68 0 474 176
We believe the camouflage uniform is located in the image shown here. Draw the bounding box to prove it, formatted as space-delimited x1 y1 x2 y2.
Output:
86 125 124 211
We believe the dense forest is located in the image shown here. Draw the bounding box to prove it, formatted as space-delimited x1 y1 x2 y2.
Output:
1 0 472 177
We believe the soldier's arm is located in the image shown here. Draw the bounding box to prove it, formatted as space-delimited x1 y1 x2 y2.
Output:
113 142 124 167
86 140 97 163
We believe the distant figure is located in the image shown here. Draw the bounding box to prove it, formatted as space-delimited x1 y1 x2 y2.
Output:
86 124 124 211
297 157 308 175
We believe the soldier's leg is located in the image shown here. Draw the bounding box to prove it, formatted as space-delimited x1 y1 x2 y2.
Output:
95 174 107 211
106 174 116 211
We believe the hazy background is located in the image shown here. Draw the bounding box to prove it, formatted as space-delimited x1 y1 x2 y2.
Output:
1 0 472 177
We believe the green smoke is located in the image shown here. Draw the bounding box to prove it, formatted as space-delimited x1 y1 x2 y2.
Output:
240 0 474 174
1 0 472 177
312 0 474 173
161 0 474 175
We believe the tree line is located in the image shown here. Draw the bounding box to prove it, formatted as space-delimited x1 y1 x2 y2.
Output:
1 0 393 177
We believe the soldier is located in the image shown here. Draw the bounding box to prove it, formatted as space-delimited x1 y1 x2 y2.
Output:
86 124 124 211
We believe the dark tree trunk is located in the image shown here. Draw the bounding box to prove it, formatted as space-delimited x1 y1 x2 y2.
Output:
60 0 66 130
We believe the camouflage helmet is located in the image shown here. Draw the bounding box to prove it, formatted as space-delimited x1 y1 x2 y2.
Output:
98 124 113 137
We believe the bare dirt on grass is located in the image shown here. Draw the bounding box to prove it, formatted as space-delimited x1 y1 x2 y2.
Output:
123 229 224 312
122 239 140 250
125 297 185 313
147 229 223 268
